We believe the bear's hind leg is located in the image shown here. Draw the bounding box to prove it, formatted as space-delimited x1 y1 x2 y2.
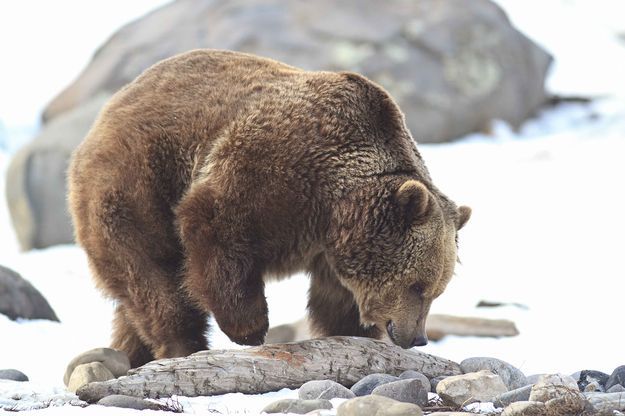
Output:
307 255 381 339
111 303 154 368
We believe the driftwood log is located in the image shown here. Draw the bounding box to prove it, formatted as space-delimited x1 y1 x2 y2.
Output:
77 336 461 402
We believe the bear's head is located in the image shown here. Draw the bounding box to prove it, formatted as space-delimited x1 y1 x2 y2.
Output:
327 178 471 348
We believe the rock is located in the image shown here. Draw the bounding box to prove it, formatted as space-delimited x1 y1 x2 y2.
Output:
398 371 431 395
337 395 423 416
6 94 111 250
64 347 131 386
299 380 355 400
501 401 546 416
0 265 59 321
97 395 164 411
430 375 448 392
606 366 625 390
371 378 429 407
427 314 519 341
584 380 604 393
493 384 532 407
266 317 311 343
578 369 609 391
0 369 29 382
44 0 550 138
525 374 542 385
460 356 527 390
262 398 332 414
585 392 625 412
608 384 625 393
544 394 588 416
350 373 399 396
529 375 580 403
67 362 115 393
436 370 508 407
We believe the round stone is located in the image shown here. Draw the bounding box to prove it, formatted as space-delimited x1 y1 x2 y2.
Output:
350 373 399 396
606 366 625 391
371 378 429 407
298 380 355 400
262 398 332 414
0 369 28 382
97 395 164 411
460 356 528 390
64 347 130 386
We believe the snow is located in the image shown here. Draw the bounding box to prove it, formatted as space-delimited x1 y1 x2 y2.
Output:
2 0 625 414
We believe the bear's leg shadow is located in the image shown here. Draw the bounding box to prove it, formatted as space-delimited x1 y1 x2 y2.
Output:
307 255 382 339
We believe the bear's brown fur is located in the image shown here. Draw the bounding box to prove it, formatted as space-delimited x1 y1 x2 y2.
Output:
68 50 471 367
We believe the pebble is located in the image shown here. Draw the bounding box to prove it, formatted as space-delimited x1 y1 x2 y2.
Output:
585 392 625 412
67 362 115 393
350 373 399 396
501 401 546 416
606 365 625 390
578 369 609 391
337 395 423 416
299 380 355 400
535 373 578 389
493 384 532 407
430 376 448 392
460 356 527 390
64 347 130 386
398 370 431 392
97 395 164 411
0 369 28 382
436 370 508 407
262 399 332 414
371 378 428 407
608 384 625 393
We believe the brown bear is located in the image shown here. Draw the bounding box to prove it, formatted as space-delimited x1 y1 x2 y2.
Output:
68 49 471 368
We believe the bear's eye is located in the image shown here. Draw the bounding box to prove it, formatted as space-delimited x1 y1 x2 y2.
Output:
409 282 423 294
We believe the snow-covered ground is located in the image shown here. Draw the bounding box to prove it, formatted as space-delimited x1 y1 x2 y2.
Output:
1 0 625 414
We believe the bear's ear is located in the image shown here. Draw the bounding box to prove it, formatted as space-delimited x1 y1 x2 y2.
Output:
395 180 430 223
457 205 472 230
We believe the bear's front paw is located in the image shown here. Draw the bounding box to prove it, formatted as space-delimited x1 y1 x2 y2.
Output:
214 296 269 346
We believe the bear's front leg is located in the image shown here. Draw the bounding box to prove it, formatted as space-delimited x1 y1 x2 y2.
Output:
176 186 269 346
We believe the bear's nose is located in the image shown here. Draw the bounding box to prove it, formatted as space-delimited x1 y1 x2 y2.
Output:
410 334 428 347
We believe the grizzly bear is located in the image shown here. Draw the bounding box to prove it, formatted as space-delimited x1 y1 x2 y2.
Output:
68 49 471 367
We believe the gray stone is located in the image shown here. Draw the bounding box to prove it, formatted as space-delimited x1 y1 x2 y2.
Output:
97 395 164 411
351 373 399 396
535 373 578 389
67 362 115 393
585 392 625 412
606 365 625 390
262 399 332 414
371 378 428 407
44 0 552 146
501 401 546 416
460 356 527 390
298 380 355 400
608 384 625 393
525 374 542 385
493 384 532 407
6 94 111 250
0 369 28 382
337 395 423 416
64 347 131 386
578 369 609 391
398 370 431 392
436 370 508 407
430 375 448 392
0 265 59 321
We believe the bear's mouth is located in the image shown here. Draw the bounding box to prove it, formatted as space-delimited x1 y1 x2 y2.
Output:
386 320 398 344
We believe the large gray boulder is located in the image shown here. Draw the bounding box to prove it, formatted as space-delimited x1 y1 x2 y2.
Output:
44 0 551 140
6 94 110 250
9 0 551 250
0 265 59 321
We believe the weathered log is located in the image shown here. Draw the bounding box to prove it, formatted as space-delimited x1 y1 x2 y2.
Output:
77 336 461 402
426 314 519 341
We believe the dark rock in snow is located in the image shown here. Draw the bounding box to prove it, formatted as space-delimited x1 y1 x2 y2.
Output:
97 395 164 411
0 369 29 382
298 379 355 400
0 265 59 322
350 373 399 396
606 366 625 391
371 378 429 407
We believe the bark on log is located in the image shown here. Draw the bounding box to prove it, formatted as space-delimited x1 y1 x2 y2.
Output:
77 336 461 402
